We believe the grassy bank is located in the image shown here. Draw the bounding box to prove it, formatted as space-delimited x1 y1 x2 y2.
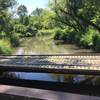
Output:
0 39 12 55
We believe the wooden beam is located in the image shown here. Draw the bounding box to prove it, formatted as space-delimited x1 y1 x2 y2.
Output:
0 64 100 75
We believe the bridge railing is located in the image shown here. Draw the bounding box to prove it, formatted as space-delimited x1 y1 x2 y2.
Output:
0 54 100 75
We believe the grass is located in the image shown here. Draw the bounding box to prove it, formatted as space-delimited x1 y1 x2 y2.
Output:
0 39 12 55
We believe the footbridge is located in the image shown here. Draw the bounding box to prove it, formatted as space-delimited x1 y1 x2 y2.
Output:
0 54 100 75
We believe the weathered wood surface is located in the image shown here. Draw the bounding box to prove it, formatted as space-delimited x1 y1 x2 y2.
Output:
1 85 100 100
0 55 100 75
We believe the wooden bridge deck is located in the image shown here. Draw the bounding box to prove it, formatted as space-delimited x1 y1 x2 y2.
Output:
0 54 100 75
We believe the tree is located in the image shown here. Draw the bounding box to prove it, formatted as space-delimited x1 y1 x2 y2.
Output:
50 0 100 32
41 10 57 29
31 8 43 17
17 5 28 24
0 0 16 33
30 8 44 30
0 0 16 10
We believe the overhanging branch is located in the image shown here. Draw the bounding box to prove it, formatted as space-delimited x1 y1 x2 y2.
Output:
59 8 100 32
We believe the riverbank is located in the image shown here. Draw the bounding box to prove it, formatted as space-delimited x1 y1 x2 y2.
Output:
13 37 93 55
0 36 95 55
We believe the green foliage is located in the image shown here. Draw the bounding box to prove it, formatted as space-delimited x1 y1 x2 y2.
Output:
41 10 56 29
73 33 82 46
27 25 37 36
93 34 100 52
0 31 6 38
31 9 57 30
28 16 42 30
31 8 43 17
80 33 93 48
17 5 28 24
0 39 12 55
62 30 78 44
17 5 28 17
11 18 37 37
13 23 27 35
23 16 29 26
54 28 78 44
50 0 100 32
38 29 55 36
50 0 100 52
10 33 20 47
25 32 32 37
80 34 93 48
0 0 16 10
80 29 99 48
54 28 64 40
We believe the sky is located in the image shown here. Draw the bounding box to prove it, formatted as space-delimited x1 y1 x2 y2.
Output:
17 0 49 14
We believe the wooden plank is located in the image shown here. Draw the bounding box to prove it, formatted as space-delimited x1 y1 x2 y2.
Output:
0 85 100 100
0 64 100 75
0 55 100 75
0 53 100 57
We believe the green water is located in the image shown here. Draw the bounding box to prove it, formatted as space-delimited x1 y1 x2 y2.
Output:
13 37 92 55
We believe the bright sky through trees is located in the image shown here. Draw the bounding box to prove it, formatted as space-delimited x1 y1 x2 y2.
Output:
17 0 49 14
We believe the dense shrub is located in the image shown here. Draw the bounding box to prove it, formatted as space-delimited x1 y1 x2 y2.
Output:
0 31 6 38
93 34 100 52
25 32 32 37
62 31 78 44
54 28 79 44
14 24 27 36
73 33 82 46
38 29 55 36
53 28 100 52
0 39 12 55
26 26 37 36
10 33 20 47
54 28 64 40
13 23 37 37
80 29 99 49
80 33 94 48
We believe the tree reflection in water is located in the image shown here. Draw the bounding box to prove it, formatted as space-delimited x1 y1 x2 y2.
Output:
1 72 100 86
0 72 19 79
50 74 75 83
50 74 100 85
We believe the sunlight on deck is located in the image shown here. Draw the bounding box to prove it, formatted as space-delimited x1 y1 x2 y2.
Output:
0 55 100 72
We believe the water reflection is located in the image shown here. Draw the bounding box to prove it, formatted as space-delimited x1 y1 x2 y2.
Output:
13 37 93 55
1 72 100 96
1 72 100 85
